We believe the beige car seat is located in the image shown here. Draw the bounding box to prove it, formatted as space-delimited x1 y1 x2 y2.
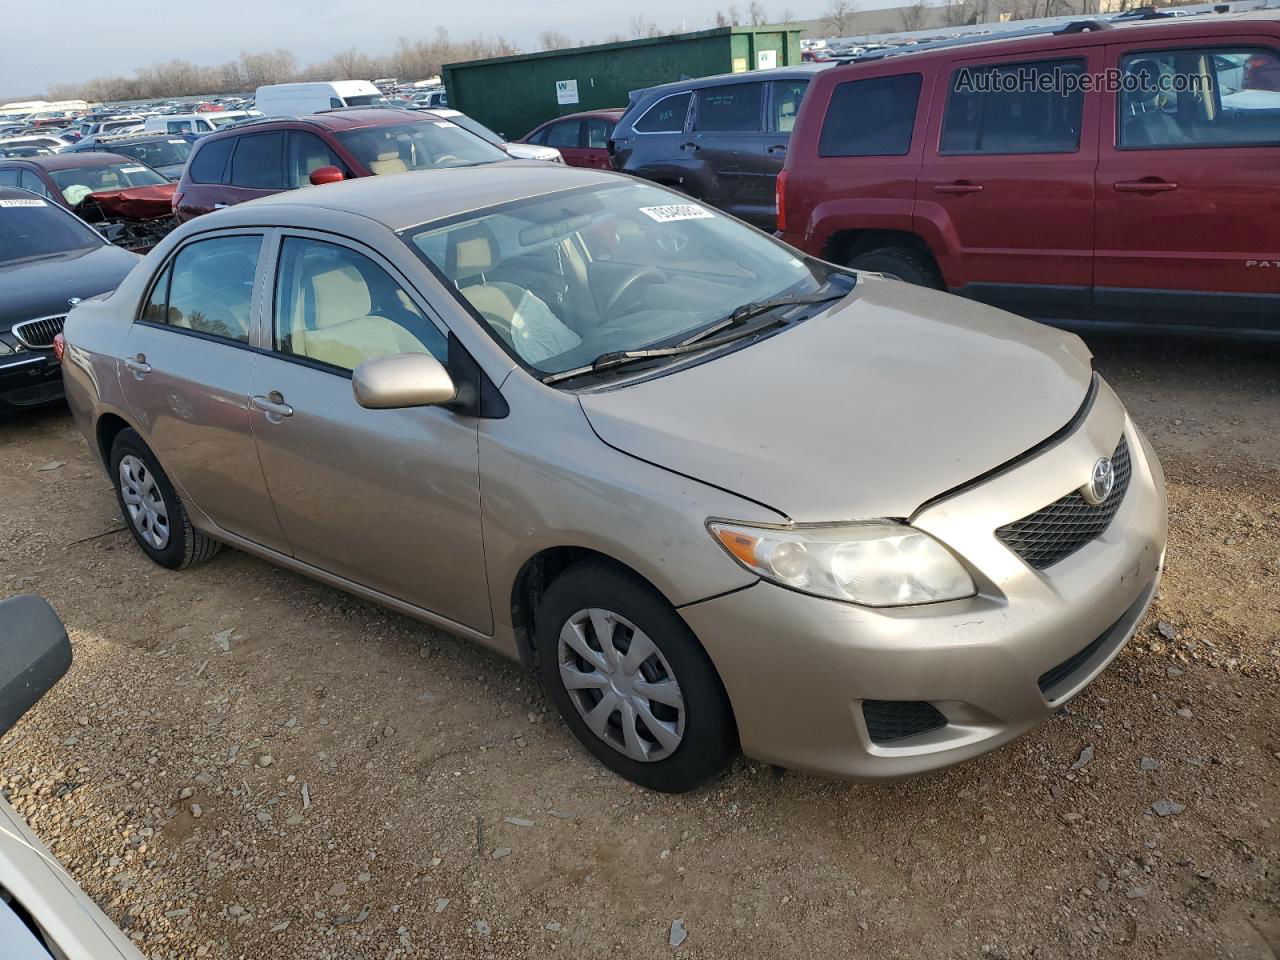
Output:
445 224 525 346
367 149 408 176
289 264 430 370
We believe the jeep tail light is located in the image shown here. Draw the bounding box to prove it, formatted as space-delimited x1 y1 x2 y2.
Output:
52 332 66 363
776 169 788 234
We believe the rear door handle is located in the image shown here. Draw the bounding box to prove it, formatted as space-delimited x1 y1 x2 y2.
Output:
680 142 700 152
1114 179 1178 194
934 182 983 195
251 391 293 421
124 354 151 378
767 144 787 155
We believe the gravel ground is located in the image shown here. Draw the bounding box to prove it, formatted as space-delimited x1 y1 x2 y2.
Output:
1 333 1277 960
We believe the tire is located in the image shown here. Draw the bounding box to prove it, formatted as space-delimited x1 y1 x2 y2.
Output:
109 428 221 570
535 560 736 793
848 247 944 289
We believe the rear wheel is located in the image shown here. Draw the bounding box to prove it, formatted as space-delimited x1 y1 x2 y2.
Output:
535 560 735 793
109 428 220 570
848 247 943 289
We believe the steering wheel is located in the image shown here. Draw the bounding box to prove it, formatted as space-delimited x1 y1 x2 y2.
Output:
601 266 665 318
434 154 462 165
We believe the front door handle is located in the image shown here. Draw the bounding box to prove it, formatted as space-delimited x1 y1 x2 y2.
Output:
767 144 787 155
680 141 700 152
251 391 293 421
1114 179 1178 194
124 354 151 379
934 181 983 195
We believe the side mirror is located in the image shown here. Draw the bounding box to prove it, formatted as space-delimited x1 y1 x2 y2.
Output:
309 165 345 186
0 595 71 739
352 352 456 410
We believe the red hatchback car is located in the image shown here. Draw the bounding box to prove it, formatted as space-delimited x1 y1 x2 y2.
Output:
520 109 623 169
779 12 1280 336
173 108 511 223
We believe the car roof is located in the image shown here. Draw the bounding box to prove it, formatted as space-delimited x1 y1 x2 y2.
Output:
538 109 626 125
197 108 440 146
221 162 619 232
635 63 830 100
824 10 1280 73
0 151 132 171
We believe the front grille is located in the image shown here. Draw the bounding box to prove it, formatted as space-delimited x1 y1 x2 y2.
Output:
863 700 947 744
12 314 67 350
996 435 1132 570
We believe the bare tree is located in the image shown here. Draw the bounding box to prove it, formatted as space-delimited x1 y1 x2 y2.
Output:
727 4 742 24
629 14 657 38
749 1 768 24
539 30 573 50
776 8 796 23
824 0 857 35
898 0 930 30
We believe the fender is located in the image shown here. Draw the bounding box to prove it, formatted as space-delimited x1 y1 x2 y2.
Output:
911 199 969 289
805 197 915 260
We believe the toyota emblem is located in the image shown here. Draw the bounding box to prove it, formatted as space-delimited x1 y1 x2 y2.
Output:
1081 457 1115 506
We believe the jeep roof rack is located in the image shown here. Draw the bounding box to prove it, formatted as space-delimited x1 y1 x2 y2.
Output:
833 16 1120 63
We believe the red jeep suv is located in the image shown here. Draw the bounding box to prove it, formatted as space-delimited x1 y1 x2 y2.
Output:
173 108 510 223
779 12 1280 336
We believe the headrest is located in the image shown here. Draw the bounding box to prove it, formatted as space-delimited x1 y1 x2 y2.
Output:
446 224 498 280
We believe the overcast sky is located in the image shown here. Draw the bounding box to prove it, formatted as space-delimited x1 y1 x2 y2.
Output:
4 0 893 97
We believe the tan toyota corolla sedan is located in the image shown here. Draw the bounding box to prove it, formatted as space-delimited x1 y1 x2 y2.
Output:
62 164 1167 792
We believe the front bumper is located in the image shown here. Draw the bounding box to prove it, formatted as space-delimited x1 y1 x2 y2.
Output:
0 351 64 413
681 381 1167 780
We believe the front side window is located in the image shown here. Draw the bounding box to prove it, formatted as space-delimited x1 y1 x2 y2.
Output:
770 79 810 133
274 236 446 371
49 162 169 206
404 181 836 375
545 120 582 148
286 132 348 188
18 169 52 198
1118 47 1280 148
941 58 1085 155
167 121 192 134
230 132 286 189
147 235 262 344
819 74 922 157
334 121 508 175
695 83 764 132
633 92 691 134
0 196 103 265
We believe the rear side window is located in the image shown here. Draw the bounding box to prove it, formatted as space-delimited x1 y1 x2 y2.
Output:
695 83 764 132
147 235 262 344
230 132 286 189
941 58 1085 155
545 120 582 148
188 136 234 184
819 74 923 157
167 121 192 134
586 118 613 148
771 79 810 133
633 92 691 133
1118 47 1280 149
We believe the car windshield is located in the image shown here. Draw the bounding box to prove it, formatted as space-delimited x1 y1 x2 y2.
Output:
441 113 504 146
207 115 243 128
48 161 169 206
0 196 102 264
343 94 389 107
335 120 508 174
404 181 835 375
114 139 191 168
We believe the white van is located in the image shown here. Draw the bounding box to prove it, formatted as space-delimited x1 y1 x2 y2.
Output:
254 81 387 117
143 111 259 135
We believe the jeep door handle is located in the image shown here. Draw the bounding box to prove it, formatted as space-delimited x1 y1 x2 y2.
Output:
767 144 787 155
1114 179 1178 194
124 354 151 378
251 392 293 420
934 181 983 195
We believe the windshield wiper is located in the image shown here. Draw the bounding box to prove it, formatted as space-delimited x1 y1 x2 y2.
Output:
541 291 847 387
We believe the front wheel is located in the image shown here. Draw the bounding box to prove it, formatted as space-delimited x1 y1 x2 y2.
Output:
535 561 736 793
848 247 943 289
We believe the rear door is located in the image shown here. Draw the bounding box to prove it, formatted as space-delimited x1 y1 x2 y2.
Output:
1094 38 1280 331
118 230 289 552
765 77 810 164
582 117 617 169
175 134 235 221
915 49 1102 321
690 81 774 227
224 131 287 206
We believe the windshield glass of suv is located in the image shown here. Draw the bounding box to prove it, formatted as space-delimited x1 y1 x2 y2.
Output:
441 113 504 146
404 181 833 374
343 94 389 107
0 196 102 264
116 139 191 168
49 162 169 206
336 121 508 174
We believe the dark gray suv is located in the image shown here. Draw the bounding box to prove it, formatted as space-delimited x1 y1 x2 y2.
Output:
609 64 827 230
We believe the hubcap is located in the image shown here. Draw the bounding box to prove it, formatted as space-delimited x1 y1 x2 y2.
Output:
557 608 686 763
118 455 170 550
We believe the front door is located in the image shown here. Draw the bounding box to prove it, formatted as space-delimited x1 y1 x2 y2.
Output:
118 231 289 552
582 118 617 170
544 119 588 167
1094 40 1280 331
914 51 1102 322
691 81 774 227
248 232 492 632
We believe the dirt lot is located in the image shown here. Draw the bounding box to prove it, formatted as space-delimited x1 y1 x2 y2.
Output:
1 333 1277 960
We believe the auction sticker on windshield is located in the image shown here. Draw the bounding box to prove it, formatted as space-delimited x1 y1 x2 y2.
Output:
639 204 715 223
0 198 45 208
119 166 148 173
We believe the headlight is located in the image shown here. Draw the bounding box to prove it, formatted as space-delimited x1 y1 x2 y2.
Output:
708 521 976 607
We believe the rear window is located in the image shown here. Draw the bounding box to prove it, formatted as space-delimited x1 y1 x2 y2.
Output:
0 196 103 265
819 74 923 157
940 58 1086 155
694 83 764 132
229 132 286 189
189 136 234 183
633 92 691 133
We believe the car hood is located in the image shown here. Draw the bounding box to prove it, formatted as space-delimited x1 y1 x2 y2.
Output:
577 275 1094 522
75 183 176 220
0 244 140 330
